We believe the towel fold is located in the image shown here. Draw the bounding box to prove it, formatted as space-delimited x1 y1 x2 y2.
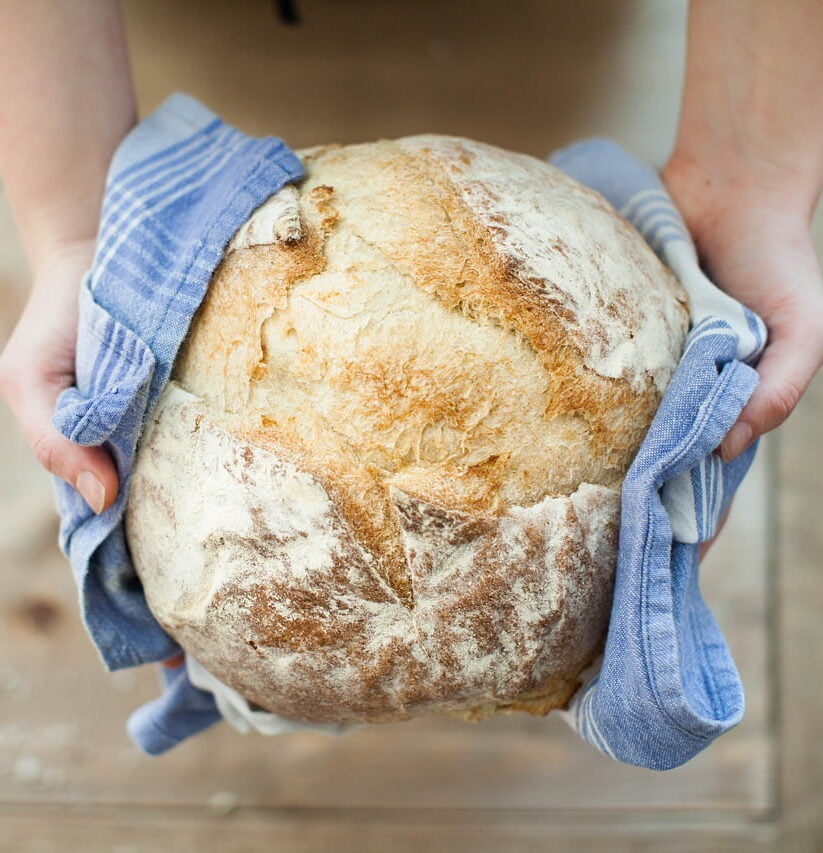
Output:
50 92 306 750
549 139 765 769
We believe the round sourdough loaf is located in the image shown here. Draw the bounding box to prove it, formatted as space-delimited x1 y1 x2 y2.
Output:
124 135 689 724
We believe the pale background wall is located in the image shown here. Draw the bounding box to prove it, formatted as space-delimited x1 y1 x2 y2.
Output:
0 1 821 849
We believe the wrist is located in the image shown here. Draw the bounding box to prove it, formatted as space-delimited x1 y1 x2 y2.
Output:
13 188 103 277
662 151 816 243
29 235 96 289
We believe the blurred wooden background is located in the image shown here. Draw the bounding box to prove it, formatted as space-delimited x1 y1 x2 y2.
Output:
0 1 821 850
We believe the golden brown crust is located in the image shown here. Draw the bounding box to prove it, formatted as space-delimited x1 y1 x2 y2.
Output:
126 135 688 724
126 392 619 723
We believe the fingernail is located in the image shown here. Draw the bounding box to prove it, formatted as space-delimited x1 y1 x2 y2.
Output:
75 470 106 514
720 422 753 463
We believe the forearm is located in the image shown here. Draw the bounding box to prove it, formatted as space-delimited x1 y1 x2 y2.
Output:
663 0 823 459
0 0 135 273
671 0 823 220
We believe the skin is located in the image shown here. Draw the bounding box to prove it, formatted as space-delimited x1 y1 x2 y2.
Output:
0 0 133 516
662 0 823 465
0 1 821 595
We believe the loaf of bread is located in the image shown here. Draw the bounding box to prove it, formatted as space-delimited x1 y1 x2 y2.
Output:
124 135 688 724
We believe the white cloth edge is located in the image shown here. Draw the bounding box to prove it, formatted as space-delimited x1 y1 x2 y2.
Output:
185 654 356 737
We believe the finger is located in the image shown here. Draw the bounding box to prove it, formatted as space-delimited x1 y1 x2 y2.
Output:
720 328 823 462
4 374 119 513
162 654 185 669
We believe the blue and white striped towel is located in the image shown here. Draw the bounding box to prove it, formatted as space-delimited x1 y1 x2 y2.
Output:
51 93 306 753
51 94 766 768
550 139 766 770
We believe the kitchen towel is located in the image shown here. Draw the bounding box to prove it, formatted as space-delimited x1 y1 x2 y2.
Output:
549 138 766 770
50 92 306 752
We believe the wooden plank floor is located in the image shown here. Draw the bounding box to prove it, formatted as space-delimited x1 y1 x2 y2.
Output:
0 1 820 849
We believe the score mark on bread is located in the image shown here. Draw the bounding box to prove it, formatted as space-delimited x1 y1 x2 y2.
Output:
124 135 688 724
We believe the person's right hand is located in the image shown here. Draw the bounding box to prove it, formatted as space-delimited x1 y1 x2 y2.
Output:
0 240 119 514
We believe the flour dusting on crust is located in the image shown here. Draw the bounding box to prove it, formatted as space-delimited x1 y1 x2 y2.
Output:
125 134 687 724
126 384 618 722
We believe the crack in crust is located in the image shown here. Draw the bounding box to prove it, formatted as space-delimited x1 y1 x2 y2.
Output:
127 390 619 723
127 135 687 724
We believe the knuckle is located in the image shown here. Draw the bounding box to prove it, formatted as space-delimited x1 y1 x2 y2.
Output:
30 431 61 475
767 381 802 427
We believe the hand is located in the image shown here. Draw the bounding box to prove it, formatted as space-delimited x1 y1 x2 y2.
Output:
0 240 119 513
662 156 823 461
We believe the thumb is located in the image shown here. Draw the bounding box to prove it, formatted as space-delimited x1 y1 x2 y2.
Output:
7 375 120 514
720 329 821 462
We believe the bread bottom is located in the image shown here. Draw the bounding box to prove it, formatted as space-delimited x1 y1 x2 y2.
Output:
435 649 599 723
